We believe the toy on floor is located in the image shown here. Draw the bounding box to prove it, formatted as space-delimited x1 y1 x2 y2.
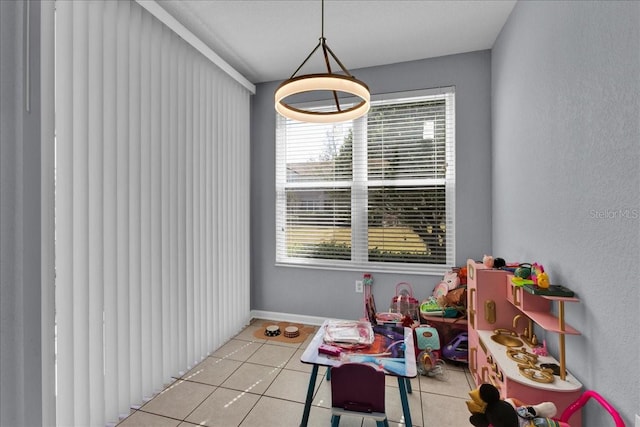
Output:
442 331 468 363
556 390 625 427
414 325 447 380
466 383 559 427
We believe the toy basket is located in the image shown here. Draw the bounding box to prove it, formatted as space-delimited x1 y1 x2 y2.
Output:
389 282 420 320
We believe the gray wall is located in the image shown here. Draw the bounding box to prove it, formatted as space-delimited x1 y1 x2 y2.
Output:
0 1 45 426
492 1 640 425
250 51 493 320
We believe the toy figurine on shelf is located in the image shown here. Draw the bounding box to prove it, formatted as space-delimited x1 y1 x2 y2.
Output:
483 254 494 268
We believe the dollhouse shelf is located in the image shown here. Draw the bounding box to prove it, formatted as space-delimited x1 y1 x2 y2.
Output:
520 298 580 335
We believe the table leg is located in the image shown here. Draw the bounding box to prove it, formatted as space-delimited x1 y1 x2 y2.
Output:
397 377 413 427
300 364 319 427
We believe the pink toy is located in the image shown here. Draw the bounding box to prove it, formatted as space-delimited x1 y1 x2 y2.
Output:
556 390 625 427
531 262 545 285
532 339 548 356
442 270 460 290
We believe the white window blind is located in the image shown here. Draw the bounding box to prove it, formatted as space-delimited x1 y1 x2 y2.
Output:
276 89 455 274
54 1 251 426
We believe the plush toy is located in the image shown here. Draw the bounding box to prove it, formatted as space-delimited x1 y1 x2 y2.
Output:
483 255 494 268
467 383 559 427
458 266 468 285
443 270 461 290
493 257 506 269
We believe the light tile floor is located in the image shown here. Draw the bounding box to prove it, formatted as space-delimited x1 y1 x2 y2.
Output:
117 319 474 426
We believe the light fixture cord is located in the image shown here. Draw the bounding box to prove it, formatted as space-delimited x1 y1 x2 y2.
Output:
320 0 342 110
321 0 324 39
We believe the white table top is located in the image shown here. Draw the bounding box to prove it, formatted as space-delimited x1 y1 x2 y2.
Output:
300 319 417 378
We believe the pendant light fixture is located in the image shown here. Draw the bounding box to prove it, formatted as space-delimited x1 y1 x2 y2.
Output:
274 0 370 123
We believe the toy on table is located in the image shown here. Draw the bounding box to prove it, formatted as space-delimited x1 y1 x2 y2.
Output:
467 383 560 427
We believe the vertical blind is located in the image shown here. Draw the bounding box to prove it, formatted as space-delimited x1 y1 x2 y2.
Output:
276 89 455 273
54 1 251 426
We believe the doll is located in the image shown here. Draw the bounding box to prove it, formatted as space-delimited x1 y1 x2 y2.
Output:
467 383 560 427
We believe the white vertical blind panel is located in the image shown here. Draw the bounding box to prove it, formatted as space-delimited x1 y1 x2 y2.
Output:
185 53 195 368
176 43 187 373
115 0 132 416
54 1 74 423
160 24 172 384
149 17 164 394
71 2 90 425
217 84 228 337
206 74 217 353
127 2 143 404
139 9 153 398
193 60 203 360
168 31 179 380
102 0 119 419
55 1 251 425
87 2 105 425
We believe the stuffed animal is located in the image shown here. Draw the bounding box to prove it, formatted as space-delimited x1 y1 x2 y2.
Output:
443 270 461 290
467 383 559 427
483 255 494 268
458 266 468 285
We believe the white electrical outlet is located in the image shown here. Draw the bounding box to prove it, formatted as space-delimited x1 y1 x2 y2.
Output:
355 280 363 293
635 413 640 427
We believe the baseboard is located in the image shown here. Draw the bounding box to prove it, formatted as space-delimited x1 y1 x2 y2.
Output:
250 310 344 326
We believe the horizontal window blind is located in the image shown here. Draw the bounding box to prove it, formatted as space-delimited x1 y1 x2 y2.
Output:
276 89 455 273
54 1 251 426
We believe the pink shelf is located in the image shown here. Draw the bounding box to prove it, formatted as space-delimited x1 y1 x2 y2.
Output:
522 309 581 335
540 295 580 303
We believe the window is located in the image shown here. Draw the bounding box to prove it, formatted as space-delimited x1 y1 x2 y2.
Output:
276 88 455 274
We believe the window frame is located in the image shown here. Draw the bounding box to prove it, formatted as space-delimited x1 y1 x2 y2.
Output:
275 87 456 275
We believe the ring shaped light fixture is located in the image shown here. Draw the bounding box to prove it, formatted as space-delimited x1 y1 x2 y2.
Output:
274 0 370 123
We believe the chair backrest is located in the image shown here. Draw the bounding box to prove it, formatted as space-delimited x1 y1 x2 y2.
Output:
330 363 386 414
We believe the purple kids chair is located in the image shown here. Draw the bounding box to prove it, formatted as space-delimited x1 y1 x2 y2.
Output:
330 363 390 427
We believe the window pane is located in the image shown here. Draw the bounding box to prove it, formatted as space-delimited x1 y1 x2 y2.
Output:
284 121 353 182
367 186 447 264
285 188 352 260
368 100 447 180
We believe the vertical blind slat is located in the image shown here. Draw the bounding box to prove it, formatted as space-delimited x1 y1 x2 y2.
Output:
160 24 172 384
71 2 90 424
127 2 142 403
139 9 153 398
102 0 119 419
54 1 74 424
149 16 164 393
87 2 105 424
168 31 179 377
115 0 132 415
206 73 215 352
176 41 186 372
185 52 194 368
